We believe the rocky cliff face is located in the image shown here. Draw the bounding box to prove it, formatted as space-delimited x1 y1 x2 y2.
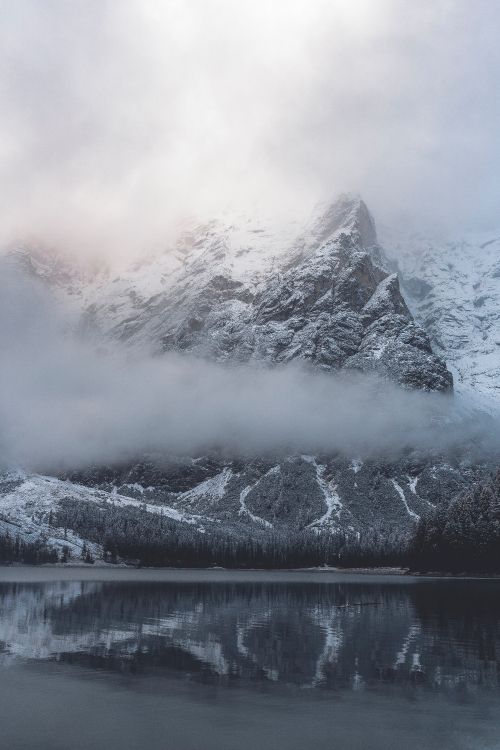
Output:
0 195 490 553
76 195 452 392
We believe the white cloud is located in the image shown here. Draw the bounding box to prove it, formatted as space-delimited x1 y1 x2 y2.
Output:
0 0 499 260
0 269 496 471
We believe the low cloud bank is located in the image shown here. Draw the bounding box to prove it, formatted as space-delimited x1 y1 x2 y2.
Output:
0 272 497 472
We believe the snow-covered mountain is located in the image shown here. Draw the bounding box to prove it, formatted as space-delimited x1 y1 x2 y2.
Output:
382 229 500 405
67 195 452 391
0 194 496 559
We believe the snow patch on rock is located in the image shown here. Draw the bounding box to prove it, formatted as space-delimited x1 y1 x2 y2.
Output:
390 479 420 521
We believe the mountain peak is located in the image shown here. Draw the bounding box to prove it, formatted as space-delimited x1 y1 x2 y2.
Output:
311 193 377 250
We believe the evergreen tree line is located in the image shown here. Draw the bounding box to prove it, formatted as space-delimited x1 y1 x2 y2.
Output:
0 532 59 564
53 499 409 568
409 470 500 573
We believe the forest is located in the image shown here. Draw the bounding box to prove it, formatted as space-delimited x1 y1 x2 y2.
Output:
53 498 409 568
0 470 498 571
0 533 59 565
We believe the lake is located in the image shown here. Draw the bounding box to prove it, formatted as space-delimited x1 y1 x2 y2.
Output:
0 567 499 750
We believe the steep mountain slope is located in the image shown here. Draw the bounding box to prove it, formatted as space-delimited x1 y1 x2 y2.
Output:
383 230 500 404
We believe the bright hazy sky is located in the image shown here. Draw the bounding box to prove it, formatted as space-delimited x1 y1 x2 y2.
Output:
1 0 499 259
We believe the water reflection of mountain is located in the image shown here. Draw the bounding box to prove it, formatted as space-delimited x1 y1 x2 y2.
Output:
0 580 499 694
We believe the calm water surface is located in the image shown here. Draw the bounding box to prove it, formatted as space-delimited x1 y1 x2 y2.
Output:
0 567 499 750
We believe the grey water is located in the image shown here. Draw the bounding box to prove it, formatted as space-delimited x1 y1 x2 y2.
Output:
0 569 499 750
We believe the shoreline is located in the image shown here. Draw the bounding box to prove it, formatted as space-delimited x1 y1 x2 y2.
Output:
0 564 499 583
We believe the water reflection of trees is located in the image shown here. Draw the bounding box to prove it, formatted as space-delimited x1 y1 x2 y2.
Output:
0 581 498 693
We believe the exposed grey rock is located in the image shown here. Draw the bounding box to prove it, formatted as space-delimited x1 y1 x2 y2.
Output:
74 195 451 391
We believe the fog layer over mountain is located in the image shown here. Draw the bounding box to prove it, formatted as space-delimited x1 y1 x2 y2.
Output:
0 270 496 472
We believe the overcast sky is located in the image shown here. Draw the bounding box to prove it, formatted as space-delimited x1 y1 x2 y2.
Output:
1 0 499 260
